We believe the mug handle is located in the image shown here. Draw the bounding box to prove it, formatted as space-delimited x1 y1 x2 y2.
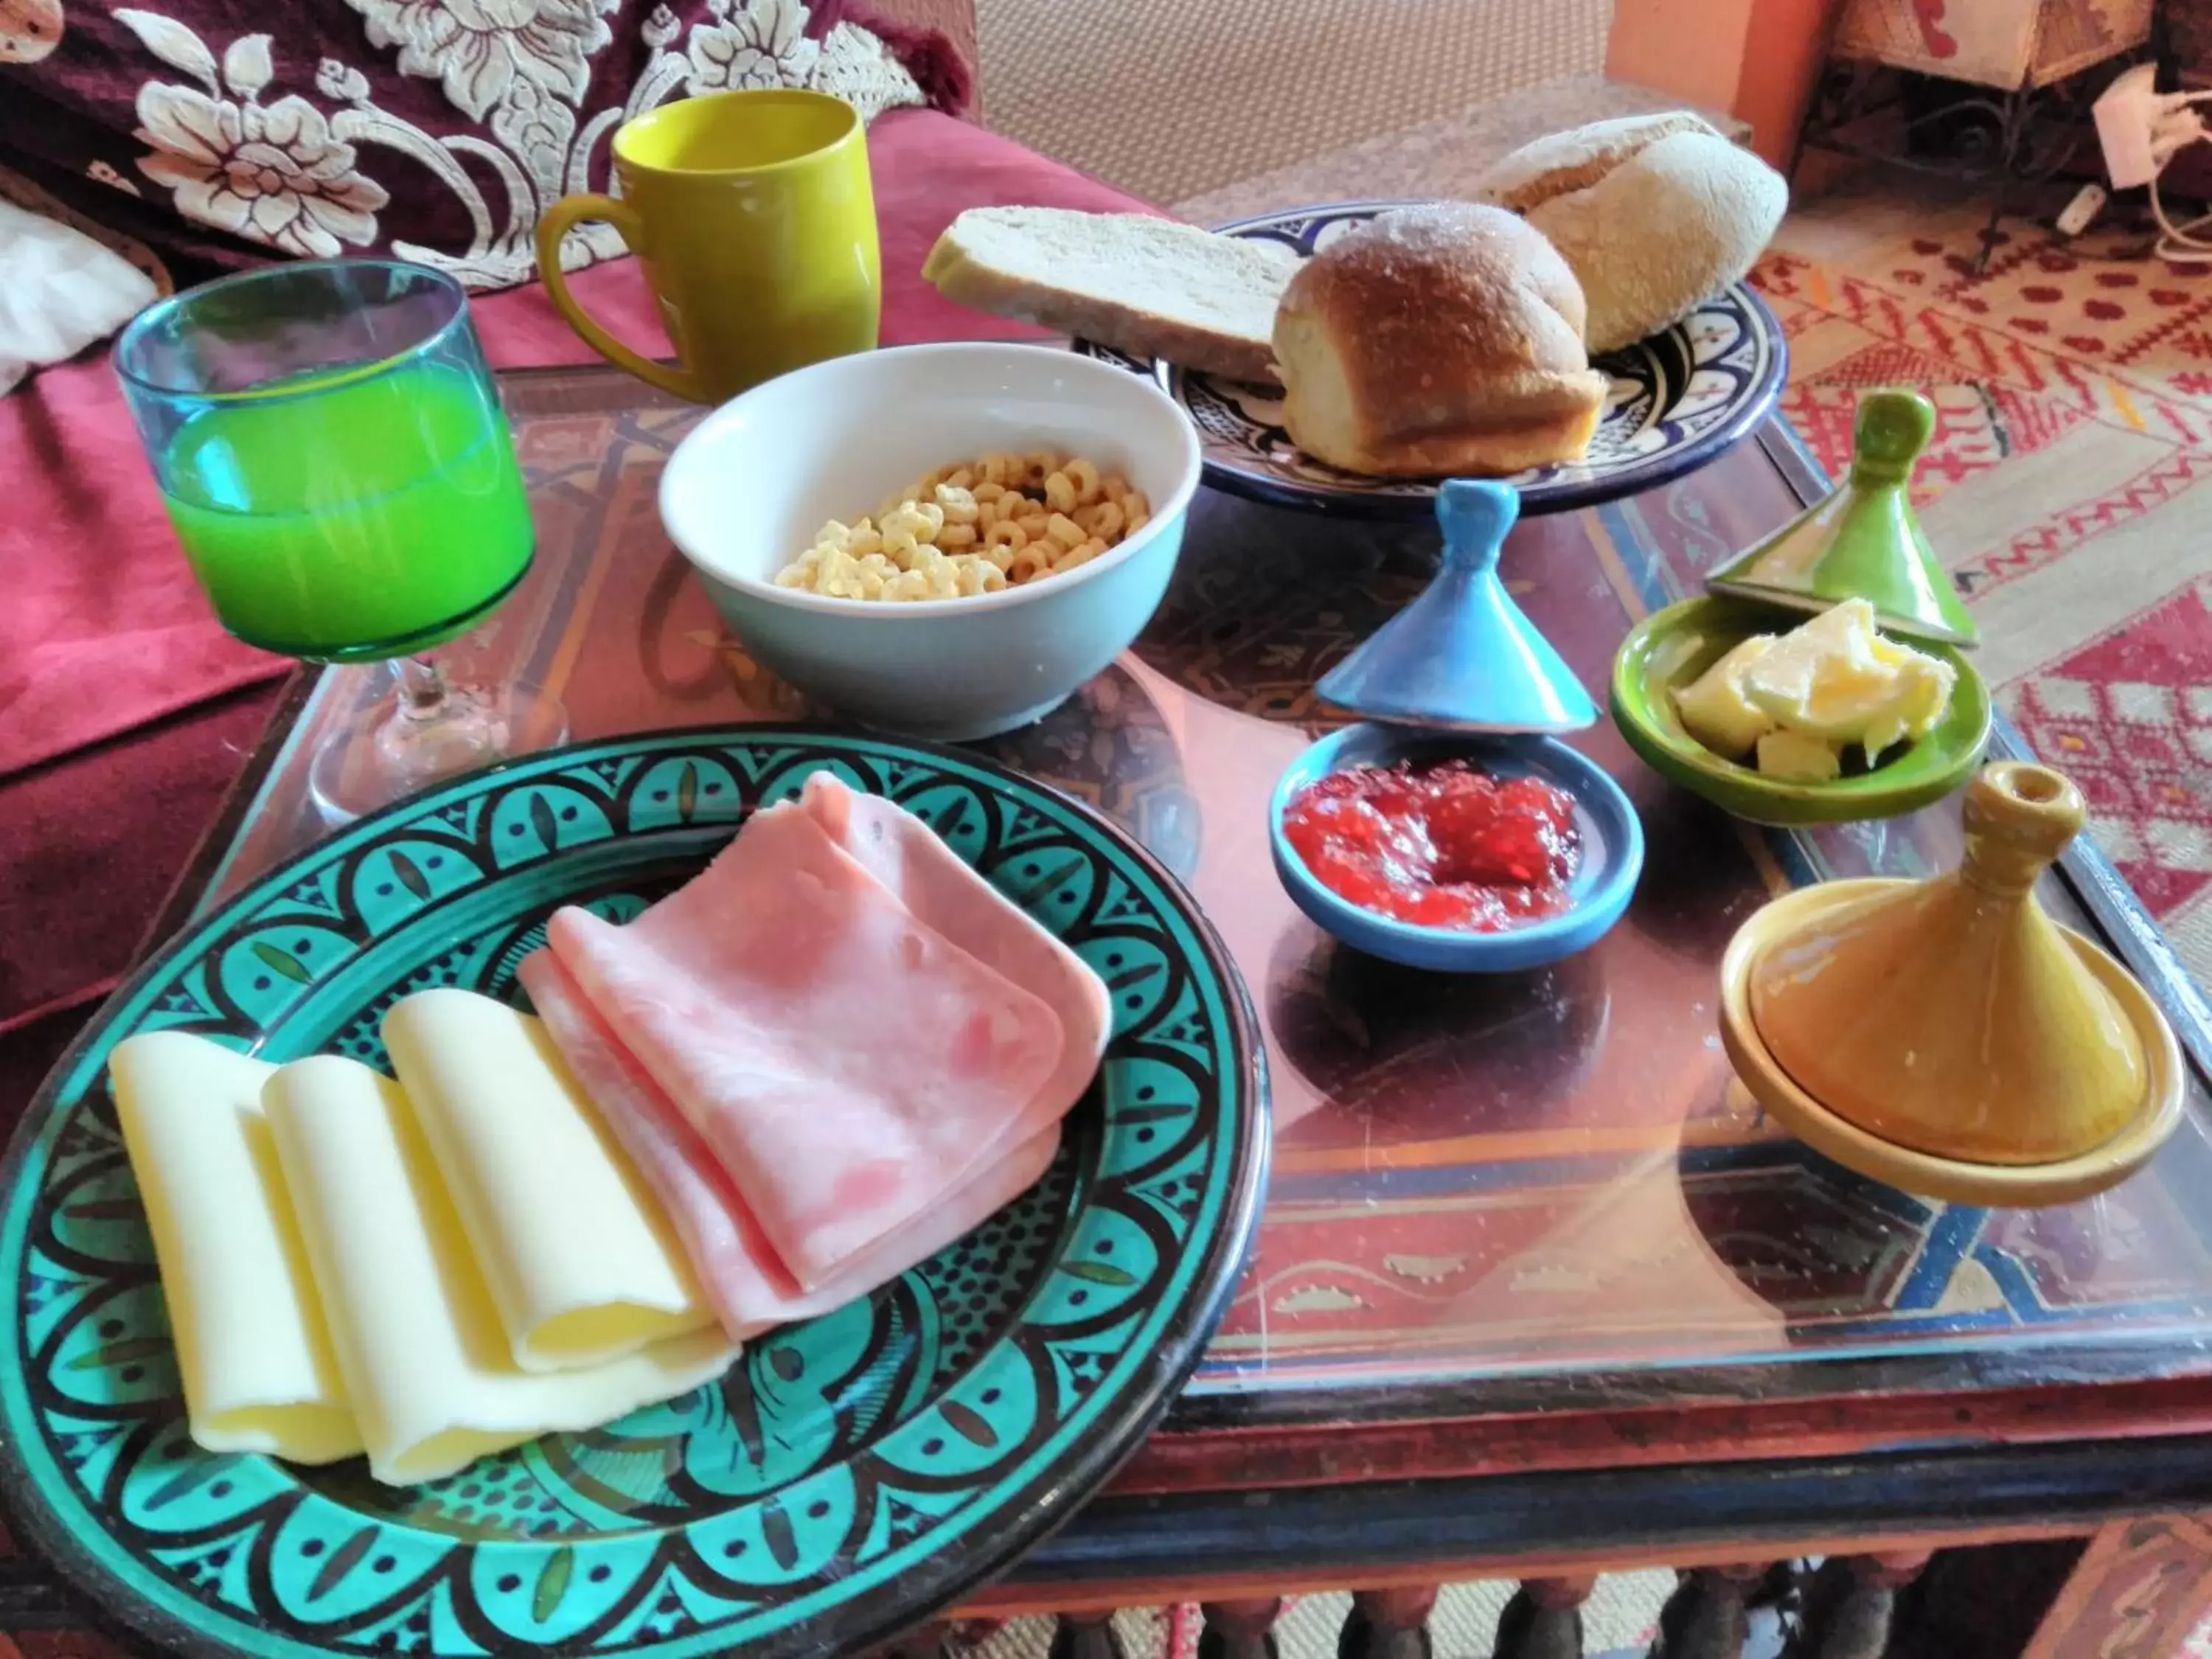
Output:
535 194 709 403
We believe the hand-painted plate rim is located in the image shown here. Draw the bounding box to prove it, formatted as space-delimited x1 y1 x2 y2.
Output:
0 724 1268 1659
1074 199 1789 520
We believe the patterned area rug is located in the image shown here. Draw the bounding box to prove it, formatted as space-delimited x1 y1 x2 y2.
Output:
1757 180 2212 994
1778 179 2212 1655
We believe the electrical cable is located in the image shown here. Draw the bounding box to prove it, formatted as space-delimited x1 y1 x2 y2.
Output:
2140 91 2212 262
2149 173 2212 264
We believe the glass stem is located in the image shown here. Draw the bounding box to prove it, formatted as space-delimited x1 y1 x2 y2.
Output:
394 655 452 723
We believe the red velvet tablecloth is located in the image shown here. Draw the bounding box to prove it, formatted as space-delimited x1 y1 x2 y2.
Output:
0 108 1150 1107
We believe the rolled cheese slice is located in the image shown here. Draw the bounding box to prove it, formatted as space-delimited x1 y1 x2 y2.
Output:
262 1055 736 1486
108 1032 361 1463
382 990 712 1371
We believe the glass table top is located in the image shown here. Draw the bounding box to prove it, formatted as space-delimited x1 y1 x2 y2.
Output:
196 364 2212 1431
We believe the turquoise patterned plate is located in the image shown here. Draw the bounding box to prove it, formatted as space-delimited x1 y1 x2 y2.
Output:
0 728 1267 1659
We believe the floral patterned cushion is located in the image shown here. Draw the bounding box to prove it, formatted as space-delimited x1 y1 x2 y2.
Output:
0 0 962 292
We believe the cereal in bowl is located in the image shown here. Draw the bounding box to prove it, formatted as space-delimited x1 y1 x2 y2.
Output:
774 451 1150 602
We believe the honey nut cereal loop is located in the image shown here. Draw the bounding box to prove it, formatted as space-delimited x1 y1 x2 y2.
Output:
774 451 1150 602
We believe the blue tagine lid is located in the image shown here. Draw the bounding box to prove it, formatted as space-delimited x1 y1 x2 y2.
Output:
1315 479 1599 734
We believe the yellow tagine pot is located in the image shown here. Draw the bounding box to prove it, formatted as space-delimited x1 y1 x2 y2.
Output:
1718 761 2184 1206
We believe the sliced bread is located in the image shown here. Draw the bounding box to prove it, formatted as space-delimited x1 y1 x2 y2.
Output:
922 206 1298 383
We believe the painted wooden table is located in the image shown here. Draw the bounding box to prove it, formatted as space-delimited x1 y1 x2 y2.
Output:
116 365 2212 1659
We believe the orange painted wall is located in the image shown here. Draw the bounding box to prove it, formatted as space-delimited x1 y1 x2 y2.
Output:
1606 0 1757 122
1739 0 1845 162
1609 0 1844 166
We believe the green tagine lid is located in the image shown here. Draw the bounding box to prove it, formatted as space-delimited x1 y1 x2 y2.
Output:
1707 388 1978 649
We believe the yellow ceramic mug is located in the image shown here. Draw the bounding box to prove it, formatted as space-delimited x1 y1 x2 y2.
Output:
536 89 880 403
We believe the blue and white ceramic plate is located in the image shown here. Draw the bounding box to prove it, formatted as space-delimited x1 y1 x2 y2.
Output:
1077 201 1788 520
0 728 1268 1659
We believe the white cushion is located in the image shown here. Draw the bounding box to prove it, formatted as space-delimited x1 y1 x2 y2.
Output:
0 196 159 395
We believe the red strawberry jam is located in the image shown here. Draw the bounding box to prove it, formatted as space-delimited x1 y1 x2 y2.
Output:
1282 759 1581 933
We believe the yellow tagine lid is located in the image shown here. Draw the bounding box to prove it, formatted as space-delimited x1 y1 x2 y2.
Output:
1745 762 2155 1168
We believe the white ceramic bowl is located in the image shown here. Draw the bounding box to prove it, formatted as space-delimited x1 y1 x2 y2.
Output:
660 342 1203 742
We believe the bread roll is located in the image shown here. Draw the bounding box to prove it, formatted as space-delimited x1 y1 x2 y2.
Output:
1475 114 1787 355
1272 203 1607 479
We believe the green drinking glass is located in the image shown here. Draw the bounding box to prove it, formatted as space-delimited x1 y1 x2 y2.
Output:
115 259 566 819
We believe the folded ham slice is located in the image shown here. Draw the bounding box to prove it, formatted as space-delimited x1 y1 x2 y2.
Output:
544 799 1065 1290
518 950 1058 1338
801 774 1112 1118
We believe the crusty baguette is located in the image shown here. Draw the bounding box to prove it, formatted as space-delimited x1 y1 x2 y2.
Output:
1273 203 1607 478
1472 113 1786 355
1474 111 1722 214
922 206 1298 383
1520 131 1787 355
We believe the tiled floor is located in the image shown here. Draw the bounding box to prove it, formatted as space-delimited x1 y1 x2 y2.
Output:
973 0 1608 204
